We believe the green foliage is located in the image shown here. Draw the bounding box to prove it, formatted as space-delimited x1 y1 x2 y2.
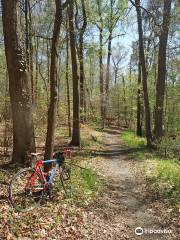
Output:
156 135 180 159
94 127 104 132
121 131 180 204
61 162 103 206
146 159 180 203
121 130 146 148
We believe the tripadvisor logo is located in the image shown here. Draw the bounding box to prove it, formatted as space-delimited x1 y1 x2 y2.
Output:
135 227 143 236
135 227 172 236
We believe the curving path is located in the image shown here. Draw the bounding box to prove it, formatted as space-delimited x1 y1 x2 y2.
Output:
81 128 174 240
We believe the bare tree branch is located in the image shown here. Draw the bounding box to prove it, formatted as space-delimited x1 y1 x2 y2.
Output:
62 0 70 10
129 0 160 27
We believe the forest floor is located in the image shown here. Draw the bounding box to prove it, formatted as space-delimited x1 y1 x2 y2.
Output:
0 126 179 239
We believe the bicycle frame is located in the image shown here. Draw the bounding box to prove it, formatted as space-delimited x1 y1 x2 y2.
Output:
25 159 62 192
26 149 72 192
25 149 72 191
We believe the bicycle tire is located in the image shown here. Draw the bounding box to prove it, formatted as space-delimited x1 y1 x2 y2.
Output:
9 168 44 212
60 165 72 197
60 164 84 198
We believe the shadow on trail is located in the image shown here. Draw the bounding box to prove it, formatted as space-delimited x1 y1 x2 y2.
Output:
90 147 146 158
105 180 148 212
102 128 122 135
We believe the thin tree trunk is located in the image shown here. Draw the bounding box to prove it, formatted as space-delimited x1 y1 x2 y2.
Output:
66 24 71 137
104 32 112 122
75 0 87 123
47 40 50 84
97 0 104 128
89 54 95 96
2 0 35 164
137 63 142 136
118 89 120 126
79 34 85 122
129 57 133 123
135 0 153 146
34 36 39 103
154 0 172 140
25 0 29 68
44 0 62 161
25 0 34 102
99 26 104 128
114 67 118 85
122 75 127 126
28 1 34 103
68 0 80 146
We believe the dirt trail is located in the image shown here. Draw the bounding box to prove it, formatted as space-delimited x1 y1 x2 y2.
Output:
81 128 174 240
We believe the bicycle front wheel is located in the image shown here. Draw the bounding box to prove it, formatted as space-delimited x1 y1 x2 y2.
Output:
9 168 44 212
0 169 12 203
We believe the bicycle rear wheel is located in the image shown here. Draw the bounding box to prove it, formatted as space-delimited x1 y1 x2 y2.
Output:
60 165 72 197
60 164 86 198
47 165 71 200
9 168 44 212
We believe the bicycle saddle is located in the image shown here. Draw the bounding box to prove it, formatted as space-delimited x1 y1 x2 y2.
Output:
31 152 42 157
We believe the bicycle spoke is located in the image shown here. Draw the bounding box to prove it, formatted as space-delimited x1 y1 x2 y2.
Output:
9 169 44 212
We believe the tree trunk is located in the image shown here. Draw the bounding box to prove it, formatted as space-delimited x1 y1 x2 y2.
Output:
154 0 172 140
25 0 29 68
136 63 142 136
78 33 86 123
2 0 35 164
135 0 153 146
47 40 50 85
129 57 133 123
25 0 34 103
28 1 34 103
44 0 62 161
34 36 39 104
68 0 80 146
114 67 118 85
104 32 112 122
122 75 127 126
97 1 104 128
66 25 71 137
118 89 120 126
99 26 104 128
76 0 87 123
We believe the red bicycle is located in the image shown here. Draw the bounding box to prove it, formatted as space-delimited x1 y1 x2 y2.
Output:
9 150 72 212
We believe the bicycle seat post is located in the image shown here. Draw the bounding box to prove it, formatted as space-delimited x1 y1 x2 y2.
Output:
31 153 42 166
